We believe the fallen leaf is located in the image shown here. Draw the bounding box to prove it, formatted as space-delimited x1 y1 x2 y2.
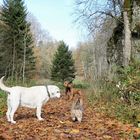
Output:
65 120 73 125
70 129 80 134
103 135 112 139
135 128 140 134
59 120 65 124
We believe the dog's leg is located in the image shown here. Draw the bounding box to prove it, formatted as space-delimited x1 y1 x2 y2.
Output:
10 103 19 124
10 108 18 124
6 99 11 122
36 104 44 121
69 92 73 100
76 110 82 123
71 110 76 121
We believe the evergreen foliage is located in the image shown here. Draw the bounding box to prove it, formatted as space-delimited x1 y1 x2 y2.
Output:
0 0 35 80
51 41 75 82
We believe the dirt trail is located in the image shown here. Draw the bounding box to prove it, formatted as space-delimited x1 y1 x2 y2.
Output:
0 92 140 140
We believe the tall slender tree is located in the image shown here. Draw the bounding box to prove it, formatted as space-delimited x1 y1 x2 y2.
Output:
0 0 35 80
123 0 132 66
51 41 75 82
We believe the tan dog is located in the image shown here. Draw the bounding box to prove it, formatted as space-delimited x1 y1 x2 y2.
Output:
71 93 83 122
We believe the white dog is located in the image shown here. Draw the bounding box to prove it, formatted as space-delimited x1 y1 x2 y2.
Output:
0 76 61 124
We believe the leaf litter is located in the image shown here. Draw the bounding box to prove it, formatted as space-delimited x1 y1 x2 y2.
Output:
0 92 139 140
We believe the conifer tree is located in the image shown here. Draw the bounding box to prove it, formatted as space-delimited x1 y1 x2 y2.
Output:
51 41 75 82
0 0 35 80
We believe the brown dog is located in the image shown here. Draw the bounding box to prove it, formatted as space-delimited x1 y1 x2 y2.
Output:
64 81 82 100
64 81 72 96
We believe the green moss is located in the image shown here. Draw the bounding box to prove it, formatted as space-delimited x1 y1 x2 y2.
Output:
124 0 131 9
124 0 133 23
135 0 140 5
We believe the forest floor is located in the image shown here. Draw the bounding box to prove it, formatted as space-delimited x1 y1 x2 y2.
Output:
0 91 140 140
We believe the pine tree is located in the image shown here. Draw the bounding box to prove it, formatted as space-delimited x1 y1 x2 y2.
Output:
0 0 35 80
51 41 75 82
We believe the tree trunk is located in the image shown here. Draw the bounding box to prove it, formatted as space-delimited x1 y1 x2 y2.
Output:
12 36 16 81
82 61 87 80
123 11 131 66
123 0 132 66
23 34 26 84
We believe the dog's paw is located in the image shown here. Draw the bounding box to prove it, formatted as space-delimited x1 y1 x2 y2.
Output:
38 118 44 121
77 117 82 123
7 119 11 122
72 117 76 122
11 120 16 124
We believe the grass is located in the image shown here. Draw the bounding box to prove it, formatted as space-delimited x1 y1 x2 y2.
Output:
73 79 90 89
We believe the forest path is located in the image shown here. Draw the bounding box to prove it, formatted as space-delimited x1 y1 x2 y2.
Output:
0 91 140 140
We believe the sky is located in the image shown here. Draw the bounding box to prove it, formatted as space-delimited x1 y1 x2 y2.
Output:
0 0 84 48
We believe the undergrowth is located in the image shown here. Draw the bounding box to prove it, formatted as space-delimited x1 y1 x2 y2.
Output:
87 61 140 127
87 82 140 127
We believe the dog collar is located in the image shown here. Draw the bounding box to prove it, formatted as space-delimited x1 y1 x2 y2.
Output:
46 86 51 98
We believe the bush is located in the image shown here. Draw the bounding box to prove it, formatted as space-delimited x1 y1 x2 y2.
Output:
116 61 140 105
86 79 140 126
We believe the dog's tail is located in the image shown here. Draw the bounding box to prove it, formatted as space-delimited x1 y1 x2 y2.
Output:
0 76 11 93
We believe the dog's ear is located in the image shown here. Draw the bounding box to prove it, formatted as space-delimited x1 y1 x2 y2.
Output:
64 81 69 87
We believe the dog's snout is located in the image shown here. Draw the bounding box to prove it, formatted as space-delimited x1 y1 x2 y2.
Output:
58 93 61 98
